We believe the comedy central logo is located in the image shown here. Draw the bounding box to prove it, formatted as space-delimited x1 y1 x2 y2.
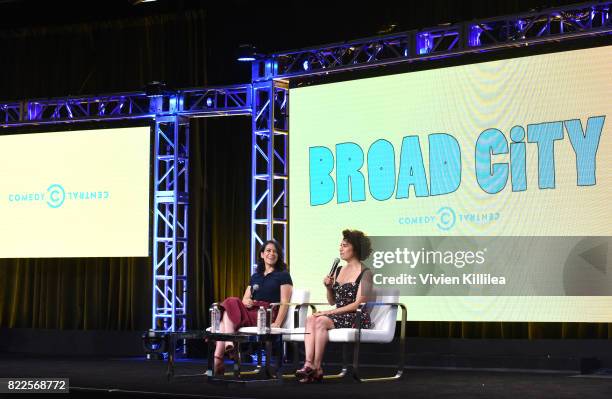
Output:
46 184 66 208
399 206 498 231
397 206 457 232
7 184 110 209
436 206 456 231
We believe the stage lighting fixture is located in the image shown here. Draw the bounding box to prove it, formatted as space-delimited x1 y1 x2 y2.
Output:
302 59 310 71
205 97 214 107
145 81 167 97
236 44 260 62
142 330 168 360
377 22 398 35
129 0 157 5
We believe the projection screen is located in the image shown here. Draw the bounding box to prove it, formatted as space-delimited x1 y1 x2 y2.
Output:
0 126 151 258
289 45 612 322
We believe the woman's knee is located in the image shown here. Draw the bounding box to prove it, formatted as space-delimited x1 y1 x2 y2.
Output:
315 316 330 329
223 297 241 305
306 314 316 326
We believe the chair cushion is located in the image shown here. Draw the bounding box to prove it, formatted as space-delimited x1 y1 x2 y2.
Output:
239 326 293 334
329 327 394 343
285 289 400 344
282 327 306 342
283 325 395 343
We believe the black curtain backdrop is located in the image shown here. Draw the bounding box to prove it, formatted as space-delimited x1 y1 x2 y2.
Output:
0 4 610 339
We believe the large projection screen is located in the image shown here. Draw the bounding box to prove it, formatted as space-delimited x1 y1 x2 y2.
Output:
289 45 612 322
0 126 151 258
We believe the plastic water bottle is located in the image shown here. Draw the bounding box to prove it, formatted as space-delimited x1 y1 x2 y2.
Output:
210 304 220 333
257 306 267 334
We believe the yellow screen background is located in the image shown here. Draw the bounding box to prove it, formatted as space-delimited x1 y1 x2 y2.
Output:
289 46 612 322
0 126 151 258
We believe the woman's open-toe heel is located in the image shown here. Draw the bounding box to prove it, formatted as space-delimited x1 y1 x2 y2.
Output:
299 368 323 384
295 365 314 380
311 368 324 383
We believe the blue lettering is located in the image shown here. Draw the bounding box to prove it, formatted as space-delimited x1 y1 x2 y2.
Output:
429 134 461 196
527 121 564 189
509 125 526 192
336 142 365 203
564 116 605 186
309 146 335 206
396 136 429 198
367 139 396 201
475 128 508 194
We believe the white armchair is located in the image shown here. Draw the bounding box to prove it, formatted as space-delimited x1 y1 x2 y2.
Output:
286 288 406 382
238 288 310 334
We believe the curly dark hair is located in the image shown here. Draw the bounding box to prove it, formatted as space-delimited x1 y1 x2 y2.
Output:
256 239 287 274
342 229 372 261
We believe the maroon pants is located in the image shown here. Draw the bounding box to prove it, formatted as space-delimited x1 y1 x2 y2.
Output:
220 297 279 328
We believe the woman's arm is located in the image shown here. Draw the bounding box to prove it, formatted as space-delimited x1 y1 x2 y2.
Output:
242 286 254 308
321 269 373 316
326 286 335 305
271 284 293 328
324 275 335 305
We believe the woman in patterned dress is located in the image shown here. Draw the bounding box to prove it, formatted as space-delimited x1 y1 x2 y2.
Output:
295 229 374 383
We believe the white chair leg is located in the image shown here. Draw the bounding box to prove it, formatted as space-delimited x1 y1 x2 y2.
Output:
351 303 407 383
323 344 349 379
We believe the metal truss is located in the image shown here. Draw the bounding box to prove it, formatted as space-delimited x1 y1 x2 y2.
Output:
253 0 611 81
0 84 252 126
179 85 252 117
148 85 252 334
152 115 190 333
0 93 152 125
251 77 289 271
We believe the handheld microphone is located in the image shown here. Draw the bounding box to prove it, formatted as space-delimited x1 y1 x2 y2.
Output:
250 284 260 299
328 258 340 277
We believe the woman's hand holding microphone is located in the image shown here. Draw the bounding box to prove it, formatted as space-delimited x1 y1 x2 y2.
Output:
323 275 334 289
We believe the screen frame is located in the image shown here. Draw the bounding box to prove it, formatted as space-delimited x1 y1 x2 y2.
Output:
0 119 155 259
286 39 612 322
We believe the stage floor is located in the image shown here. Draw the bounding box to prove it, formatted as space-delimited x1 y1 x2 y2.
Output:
0 353 610 399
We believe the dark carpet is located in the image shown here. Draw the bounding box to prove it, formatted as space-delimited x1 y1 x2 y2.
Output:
1 354 611 399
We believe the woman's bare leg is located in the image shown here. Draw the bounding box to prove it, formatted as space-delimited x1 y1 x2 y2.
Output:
312 316 334 371
302 314 316 368
214 311 236 359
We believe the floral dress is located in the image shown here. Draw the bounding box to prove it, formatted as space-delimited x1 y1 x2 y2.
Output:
325 267 372 329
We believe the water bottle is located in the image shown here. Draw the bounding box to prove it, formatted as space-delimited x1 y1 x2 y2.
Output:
257 306 267 334
210 304 220 333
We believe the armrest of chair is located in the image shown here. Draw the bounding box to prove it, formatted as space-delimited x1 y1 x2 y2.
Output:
293 302 333 329
269 302 333 328
267 302 311 329
355 302 407 339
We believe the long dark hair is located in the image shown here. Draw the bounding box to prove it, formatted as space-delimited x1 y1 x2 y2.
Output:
256 239 287 274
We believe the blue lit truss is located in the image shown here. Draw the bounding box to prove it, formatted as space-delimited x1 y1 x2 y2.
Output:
253 0 611 81
0 1 609 333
